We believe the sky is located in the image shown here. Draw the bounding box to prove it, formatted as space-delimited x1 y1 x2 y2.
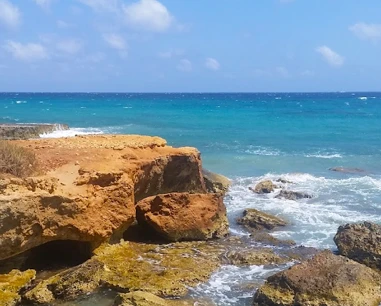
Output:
0 0 381 92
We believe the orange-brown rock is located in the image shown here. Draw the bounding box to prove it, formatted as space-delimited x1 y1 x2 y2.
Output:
136 193 229 241
0 135 206 260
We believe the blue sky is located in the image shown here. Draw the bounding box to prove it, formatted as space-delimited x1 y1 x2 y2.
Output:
0 0 380 92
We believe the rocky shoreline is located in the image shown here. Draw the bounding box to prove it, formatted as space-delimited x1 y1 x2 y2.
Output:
0 123 69 140
0 135 380 306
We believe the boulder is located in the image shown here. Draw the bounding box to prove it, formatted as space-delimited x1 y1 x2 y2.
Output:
334 222 381 269
0 135 206 261
237 209 287 231
275 190 312 200
202 169 231 194
136 193 229 241
250 180 276 194
253 251 381 306
0 269 36 306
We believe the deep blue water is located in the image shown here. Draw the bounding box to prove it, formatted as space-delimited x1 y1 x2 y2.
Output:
1 92 381 305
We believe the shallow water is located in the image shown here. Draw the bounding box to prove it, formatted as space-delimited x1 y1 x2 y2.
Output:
2 92 381 305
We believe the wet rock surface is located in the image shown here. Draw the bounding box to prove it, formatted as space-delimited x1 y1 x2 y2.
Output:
0 269 36 306
334 221 381 270
250 180 276 194
237 208 287 231
136 193 229 241
253 250 381 306
275 189 312 200
329 167 367 174
202 169 231 194
0 123 69 140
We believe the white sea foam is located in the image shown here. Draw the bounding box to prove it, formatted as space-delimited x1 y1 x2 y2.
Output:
16 100 27 104
359 97 368 100
244 146 281 156
40 127 104 138
304 153 342 159
226 173 381 249
191 264 292 305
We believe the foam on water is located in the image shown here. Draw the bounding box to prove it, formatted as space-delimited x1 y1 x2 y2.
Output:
190 264 292 306
40 127 104 138
226 173 381 249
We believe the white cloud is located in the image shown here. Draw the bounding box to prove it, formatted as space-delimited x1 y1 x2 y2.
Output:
4 41 48 61
123 0 173 32
301 70 315 77
33 0 52 10
316 46 344 67
349 23 381 42
77 0 119 12
84 52 105 63
103 33 127 50
0 0 21 28
57 20 72 29
177 59 192 72
205 58 220 71
158 49 184 59
275 66 290 78
56 39 83 54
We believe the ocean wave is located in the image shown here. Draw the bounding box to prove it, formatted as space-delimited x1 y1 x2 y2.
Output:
244 146 281 156
226 173 381 249
359 97 368 100
304 153 342 159
15 100 27 104
40 127 104 138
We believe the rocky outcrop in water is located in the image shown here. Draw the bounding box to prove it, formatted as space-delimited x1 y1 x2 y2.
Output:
250 180 276 194
0 123 69 140
202 169 230 194
334 222 381 270
275 189 312 200
253 251 381 306
136 193 229 241
0 135 206 261
237 208 287 231
329 167 366 174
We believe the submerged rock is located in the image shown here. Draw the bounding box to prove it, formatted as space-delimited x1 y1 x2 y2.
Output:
250 180 276 194
276 178 293 184
329 167 366 174
224 249 289 266
237 208 287 231
0 269 36 306
202 169 231 194
275 190 312 200
253 251 381 306
136 193 229 241
334 222 381 270
249 232 296 247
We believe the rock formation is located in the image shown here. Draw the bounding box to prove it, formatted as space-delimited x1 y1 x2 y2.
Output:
334 222 381 270
0 269 36 306
0 135 207 261
275 189 312 200
136 193 229 241
250 180 276 194
253 251 381 306
202 169 231 194
0 123 69 140
237 208 287 231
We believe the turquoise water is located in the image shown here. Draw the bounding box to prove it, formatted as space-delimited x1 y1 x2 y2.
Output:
1 92 381 305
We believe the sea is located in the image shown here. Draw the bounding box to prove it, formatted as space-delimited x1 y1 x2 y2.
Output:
1 92 381 305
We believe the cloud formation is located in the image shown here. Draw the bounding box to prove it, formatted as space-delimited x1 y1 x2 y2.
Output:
77 0 119 12
177 59 192 72
4 41 48 61
56 39 83 54
0 0 21 28
316 46 344 67
205 58 220 71
349 23 381 42
103 33 127 50
33 0 52 10
123 0 173 32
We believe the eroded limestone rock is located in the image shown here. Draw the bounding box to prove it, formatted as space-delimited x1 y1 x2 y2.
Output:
237 209 287 231
202 169 231 194
136 193 229 241
250 180 276 194
253 251 381 306
0 269 36 306
334 222 381 270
